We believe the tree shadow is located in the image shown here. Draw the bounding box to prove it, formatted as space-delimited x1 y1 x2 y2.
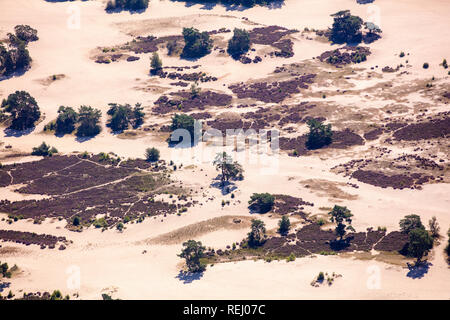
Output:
210 177 237 195
329 238 351 251
406 261 432 279
175 270 204 284
0 281 11 293
0 68 28 82
175 0 284 11
75 135 97 143
4 126 35 137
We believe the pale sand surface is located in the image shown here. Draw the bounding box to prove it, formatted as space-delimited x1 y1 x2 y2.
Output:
0 0 449 299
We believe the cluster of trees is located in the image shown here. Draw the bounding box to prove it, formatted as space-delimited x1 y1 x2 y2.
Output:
50 105 102 137
306 118 333 149
0 25 37 77
213 152 244 187
329 10 364 44
171 0 281 8
181 27 213 59
248 193 274 213
31 142 58 157
399 214 435 263
107 103 144 132
1 91 41 130
106 0 149 11
227 28 250 59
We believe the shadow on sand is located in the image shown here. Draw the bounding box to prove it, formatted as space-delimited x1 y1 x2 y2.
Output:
175 270 204 284
406 261 432 279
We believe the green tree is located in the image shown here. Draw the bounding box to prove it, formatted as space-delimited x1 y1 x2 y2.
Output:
145 147 160 162
178 240 206 273
399 214 424 234
247 219 266 247
330 10 363 44
306 118 332 149
213 152 244 187
76 105 101 137
278 215 291 235
248 193 274 213
170 113 198 145
428 216 440 239
55 106 78 135
328 205 355 240
150 52 162 72
408 228 433 263
1 91 40 130
31 142 58 157
227 28 250 58
181 27 213 58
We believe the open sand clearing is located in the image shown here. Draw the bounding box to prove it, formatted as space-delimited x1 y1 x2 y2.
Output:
0 0 449 300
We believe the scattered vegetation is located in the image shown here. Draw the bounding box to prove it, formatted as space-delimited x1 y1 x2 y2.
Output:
31 142 58 157
248 193 274 213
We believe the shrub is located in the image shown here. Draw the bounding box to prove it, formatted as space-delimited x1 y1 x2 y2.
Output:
166 40 178 56
55 106 78 135
145 147 160 162
227 28 250 58
181 27 213 59
76 105 101 137
306 118 332 149
278 215 291 235
428 216 440 238
72 216 81 226
1 91 40 130
31 142 58 157
423 62 429 69
247 219 266 247
14 25 38 43
248 193 274 213
286 253 296 262
399 51 405 58
329 10 363 44
150 52 162 72
116 222 124 231
317 271 325 282
441 59 448 69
